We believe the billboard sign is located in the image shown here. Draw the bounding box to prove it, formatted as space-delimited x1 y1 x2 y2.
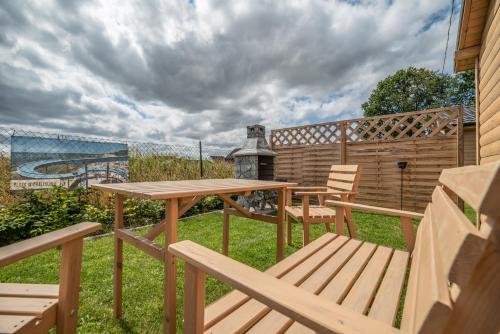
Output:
10 136 128 190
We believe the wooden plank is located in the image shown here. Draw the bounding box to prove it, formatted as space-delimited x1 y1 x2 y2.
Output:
0 297 57 317
57 238 84 334
284 243 377 334
0 315 37 334
222 202 229 256
203 234 337 329
400 216 416 252
438 162 500 219
169 240 399 334
204 236 349 333
341 246 393 314
164 199 178 334
369 250 409 325
400 208 452 334
325 200 424 219
93 179 296 200
0 222 100 267
0 310 56 334
184 263 205 334
430 186 487 289
249 239 363 334
277 188 285 261
116 229 164 262
320 243 377 303
0 284 59 298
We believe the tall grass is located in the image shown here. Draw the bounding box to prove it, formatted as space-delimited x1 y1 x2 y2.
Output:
0 157 19 206
129 155 234 182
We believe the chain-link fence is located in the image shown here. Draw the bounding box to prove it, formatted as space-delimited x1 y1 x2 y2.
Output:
0 127 234 194
0 127 232 159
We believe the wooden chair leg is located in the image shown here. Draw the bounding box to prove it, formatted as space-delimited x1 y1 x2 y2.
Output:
183 263 205 334
303 220 310 246
335 206 345 235
324 223 331 233
345 208 356 238
223 202 229 256
57 238 84 334
287 214 292 245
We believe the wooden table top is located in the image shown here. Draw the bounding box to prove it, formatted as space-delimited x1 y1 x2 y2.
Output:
92 178 297 200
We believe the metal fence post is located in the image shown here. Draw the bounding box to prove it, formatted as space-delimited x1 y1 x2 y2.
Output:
199 140 204 178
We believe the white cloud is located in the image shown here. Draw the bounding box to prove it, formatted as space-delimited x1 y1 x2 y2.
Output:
0 0 460 148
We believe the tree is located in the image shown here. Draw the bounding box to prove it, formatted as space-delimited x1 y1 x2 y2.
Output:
361 67 475 117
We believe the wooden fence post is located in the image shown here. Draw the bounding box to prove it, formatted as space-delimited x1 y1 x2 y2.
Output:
457 106 465 212
340 122 347 165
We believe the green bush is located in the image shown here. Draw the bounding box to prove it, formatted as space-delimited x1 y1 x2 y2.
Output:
0 187 88 245
0 186 225 246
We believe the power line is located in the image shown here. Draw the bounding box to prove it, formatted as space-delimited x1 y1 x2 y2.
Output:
442 0 456 74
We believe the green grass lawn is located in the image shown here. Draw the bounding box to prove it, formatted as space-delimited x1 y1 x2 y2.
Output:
0 208 475 333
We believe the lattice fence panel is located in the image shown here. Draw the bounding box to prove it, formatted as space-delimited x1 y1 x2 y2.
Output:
271 122 342 146
344 107 460 142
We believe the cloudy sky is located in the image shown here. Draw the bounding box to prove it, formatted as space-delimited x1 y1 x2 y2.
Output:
0 0 460 148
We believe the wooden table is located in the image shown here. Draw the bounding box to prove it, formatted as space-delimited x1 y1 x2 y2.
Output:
92 178 296 334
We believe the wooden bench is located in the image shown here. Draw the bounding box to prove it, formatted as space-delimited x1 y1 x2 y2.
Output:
0 222 101 334
286 165 361 246
169 162 500 333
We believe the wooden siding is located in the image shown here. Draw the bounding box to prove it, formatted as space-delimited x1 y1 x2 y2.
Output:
478 0 500 164
464 127 477 165
271 107 462 213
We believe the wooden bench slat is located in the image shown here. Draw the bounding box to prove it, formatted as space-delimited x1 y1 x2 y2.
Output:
401 208 452 334
342 246 393 314
0 315 38 334
438 161 500 219
286 206 336 220
0 297 58 317
431 186 487 290
247 239 364 333
327 180 354 191
204 233 336 328
369 250 409 325
330 172 358 182
330 165 359 172
205 236 349 333
0 284 59 299
285 243 377 334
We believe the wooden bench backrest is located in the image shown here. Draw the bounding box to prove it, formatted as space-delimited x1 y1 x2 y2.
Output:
326 165 361 196
401 162 500 334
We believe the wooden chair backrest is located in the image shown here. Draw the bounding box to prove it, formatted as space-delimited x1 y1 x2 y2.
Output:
326 165 361 197
401 162 500 334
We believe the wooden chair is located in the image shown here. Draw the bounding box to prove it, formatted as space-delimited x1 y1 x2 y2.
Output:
286 164 361 246
169 162 500 334
0 222 101 334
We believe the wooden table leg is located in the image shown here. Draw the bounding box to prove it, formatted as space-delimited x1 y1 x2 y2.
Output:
114 194 124 319
223 201 229 256
164 199 178 334
277 188 285 262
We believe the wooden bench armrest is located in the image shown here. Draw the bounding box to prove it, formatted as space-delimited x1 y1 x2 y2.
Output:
0 222 101 266
169 240 399 334
324 200 424 220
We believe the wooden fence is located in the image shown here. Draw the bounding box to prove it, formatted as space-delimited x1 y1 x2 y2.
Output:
270 106 464 213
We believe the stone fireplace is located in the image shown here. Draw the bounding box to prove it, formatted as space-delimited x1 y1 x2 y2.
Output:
233 124 277 212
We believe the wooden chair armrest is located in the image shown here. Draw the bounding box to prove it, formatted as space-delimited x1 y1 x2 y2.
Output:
295 191 357 196
324 200 424 220
0 222 101 266
169 240 398 334
287 186 328 191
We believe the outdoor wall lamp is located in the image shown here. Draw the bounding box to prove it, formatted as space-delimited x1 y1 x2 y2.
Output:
397 161 408 210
